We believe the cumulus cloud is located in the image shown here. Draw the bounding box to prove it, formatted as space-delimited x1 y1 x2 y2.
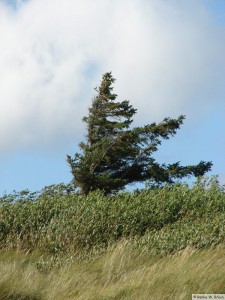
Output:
109 1 225 122
0 0 224 152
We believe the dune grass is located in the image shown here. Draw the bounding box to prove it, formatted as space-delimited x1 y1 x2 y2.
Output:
0 243 224 300
0 177 224 299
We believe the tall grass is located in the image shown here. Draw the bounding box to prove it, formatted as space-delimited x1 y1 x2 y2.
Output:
0 177 224 299
0 177 224 256
0 243 224 300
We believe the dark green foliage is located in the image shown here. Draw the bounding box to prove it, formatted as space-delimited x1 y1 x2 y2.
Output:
0 177 224 255
67 72 212 195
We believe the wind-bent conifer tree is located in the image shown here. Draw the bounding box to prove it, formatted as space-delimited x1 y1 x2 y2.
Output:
67 72 212 195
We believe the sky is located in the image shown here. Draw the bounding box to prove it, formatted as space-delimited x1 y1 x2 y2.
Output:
0 0 225 195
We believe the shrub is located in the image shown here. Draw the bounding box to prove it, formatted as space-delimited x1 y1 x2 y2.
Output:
0 177 224 256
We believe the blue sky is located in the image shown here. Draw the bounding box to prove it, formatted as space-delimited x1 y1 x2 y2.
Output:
0 0 224 195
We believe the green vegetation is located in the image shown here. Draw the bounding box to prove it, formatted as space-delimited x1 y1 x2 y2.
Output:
0 177 224 299
0 177 224 255
67 72 212 195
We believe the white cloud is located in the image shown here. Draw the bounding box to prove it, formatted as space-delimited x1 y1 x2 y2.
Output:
108 0 225 122
0 0 224 152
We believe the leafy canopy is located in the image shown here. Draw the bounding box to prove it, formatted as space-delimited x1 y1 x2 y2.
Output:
67 72 212 195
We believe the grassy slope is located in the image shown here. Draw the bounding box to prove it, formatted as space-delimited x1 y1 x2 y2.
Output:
0 178 224 299
0 243 224 300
